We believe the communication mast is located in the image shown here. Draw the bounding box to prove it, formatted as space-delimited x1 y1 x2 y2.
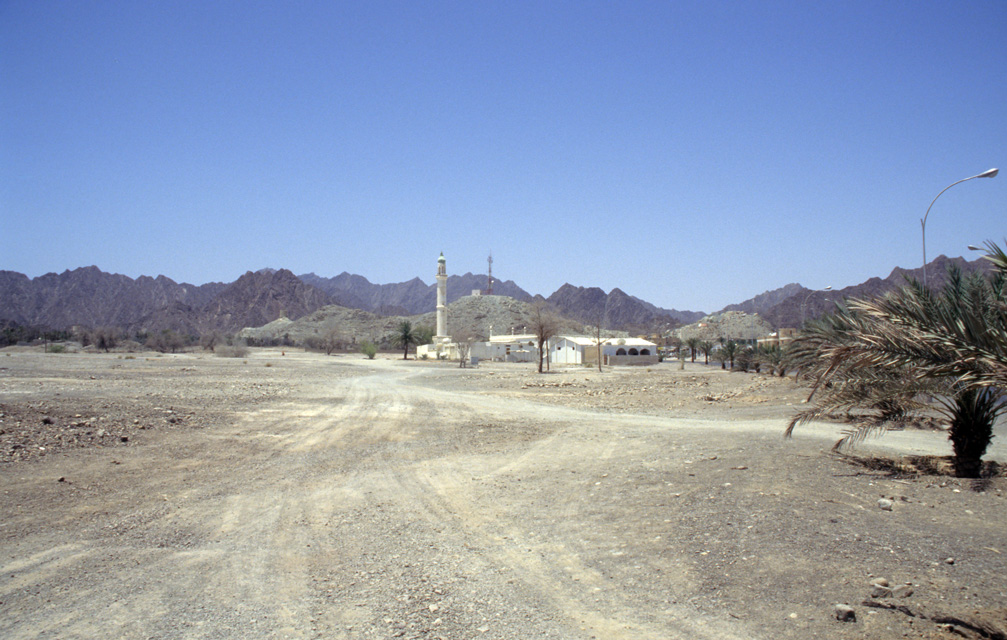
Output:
485 252 494 296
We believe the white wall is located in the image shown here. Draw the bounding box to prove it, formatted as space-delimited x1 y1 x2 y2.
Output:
551 338 584 364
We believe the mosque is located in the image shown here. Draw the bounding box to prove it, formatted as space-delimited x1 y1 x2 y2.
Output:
415 253 658 366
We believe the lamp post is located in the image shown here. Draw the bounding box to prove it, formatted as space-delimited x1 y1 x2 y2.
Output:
921 168 998 288
801 285 832 326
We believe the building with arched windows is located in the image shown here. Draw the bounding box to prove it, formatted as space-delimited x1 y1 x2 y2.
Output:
550 336 658 366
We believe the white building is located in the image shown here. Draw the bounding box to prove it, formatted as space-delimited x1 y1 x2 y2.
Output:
471 334 539 363
550 336 659 366
550 336 598 364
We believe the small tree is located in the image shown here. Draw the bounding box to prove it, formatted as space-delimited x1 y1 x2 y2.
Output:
147 329 184 353
454 328 478 368
529 302 561 374
588 311 608 373
200 331 224 351
318 324 344 355
359 340 378 359
92 327 119 352
593 324 606 372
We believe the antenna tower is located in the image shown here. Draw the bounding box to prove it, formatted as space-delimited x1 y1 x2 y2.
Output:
486 252 494 295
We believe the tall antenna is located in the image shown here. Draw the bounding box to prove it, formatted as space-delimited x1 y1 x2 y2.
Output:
486 252 494 295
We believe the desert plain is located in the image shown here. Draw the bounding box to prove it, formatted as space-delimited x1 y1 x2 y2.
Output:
1 348 1005 640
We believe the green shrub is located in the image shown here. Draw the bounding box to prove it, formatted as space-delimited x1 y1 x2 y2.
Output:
47 344 66 353
360 340 378 359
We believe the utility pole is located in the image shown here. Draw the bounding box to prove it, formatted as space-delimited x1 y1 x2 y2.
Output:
486 252 494 295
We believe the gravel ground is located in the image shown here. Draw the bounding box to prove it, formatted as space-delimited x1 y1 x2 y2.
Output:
1 348 1005 640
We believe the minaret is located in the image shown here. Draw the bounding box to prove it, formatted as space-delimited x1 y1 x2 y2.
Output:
435 252 448 343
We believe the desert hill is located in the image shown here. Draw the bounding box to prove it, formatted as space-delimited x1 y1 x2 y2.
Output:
674 311 774 343
237 295 589 348
299 271 533 315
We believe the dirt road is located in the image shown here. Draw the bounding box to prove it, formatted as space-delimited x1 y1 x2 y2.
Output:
2 351 1005 639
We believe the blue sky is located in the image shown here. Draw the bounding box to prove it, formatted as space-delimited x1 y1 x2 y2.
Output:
2 1 1004 313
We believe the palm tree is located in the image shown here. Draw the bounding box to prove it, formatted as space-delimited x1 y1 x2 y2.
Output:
685 337 700 363
720 340 738 370
758 344 786 377
698 340 714 365
735 345 759 372
787 250 1007 477
395 320 417 360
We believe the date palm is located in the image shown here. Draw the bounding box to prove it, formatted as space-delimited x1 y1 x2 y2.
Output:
758 344 787 377
699 340 714 365
720 340 738 370
787 246 1007 477
685 337 700 363
395 320 417 360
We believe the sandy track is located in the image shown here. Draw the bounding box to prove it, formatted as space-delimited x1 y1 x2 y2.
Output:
2 353 1005 639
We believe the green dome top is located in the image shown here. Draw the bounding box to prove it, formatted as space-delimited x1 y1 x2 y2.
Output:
437 252 446 263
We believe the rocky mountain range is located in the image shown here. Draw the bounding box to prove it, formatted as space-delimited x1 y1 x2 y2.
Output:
0 254 991 338
0 267 330 336
756 254 991 329
543 284 703 331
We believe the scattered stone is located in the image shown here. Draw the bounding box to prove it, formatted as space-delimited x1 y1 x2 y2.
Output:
57 477 65 483
892 584 914 598
945 557 955 565
878 499 894 511
119 436 128 442
834 604 856 622
870 585 893 598
41 416 53 425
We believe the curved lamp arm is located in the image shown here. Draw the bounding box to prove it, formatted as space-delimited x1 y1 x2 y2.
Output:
920 168 998 287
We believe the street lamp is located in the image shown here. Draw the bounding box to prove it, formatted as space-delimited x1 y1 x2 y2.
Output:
801 285 832 325
921 168 998 287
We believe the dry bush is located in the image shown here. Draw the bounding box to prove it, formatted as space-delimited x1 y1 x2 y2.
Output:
214 343 250 358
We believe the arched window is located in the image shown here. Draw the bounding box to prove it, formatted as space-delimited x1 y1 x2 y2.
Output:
640 348 650 355
616 348 627 355
629 348 639 356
